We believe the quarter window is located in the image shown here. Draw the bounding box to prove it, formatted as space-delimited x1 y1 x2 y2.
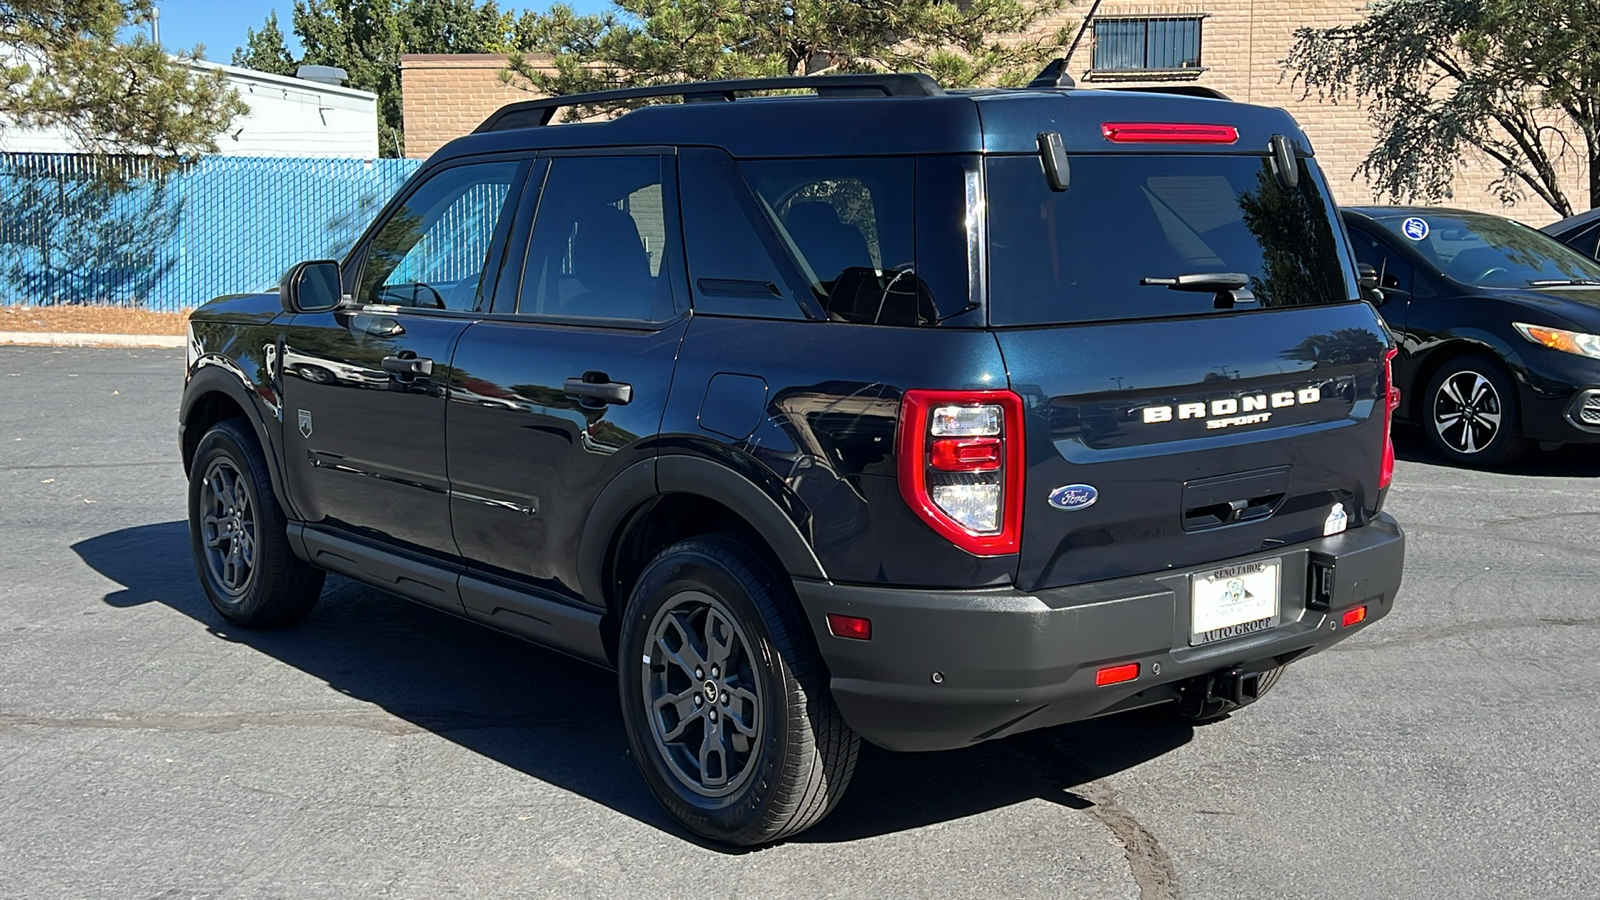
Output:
1092 17 1204 73
359 161 521 310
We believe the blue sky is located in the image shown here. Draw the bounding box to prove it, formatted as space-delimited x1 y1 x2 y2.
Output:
149 0 615 60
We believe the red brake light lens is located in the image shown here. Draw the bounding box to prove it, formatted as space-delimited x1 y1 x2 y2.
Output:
1341 606 1368 628
1380 347 1399 489
897 389 1025 556
1101 122 1239 144
825 613 872 641
1095 663 1140 686
930 437 1002 472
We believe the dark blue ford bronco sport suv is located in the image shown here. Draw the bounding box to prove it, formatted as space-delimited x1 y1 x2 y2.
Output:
181 69 1406 845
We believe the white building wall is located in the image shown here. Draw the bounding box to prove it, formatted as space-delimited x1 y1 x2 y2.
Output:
0 59 379 159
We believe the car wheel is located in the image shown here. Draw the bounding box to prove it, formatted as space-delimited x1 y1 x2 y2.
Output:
188 419 324 627
1424 355 1528 466
618 534 859 846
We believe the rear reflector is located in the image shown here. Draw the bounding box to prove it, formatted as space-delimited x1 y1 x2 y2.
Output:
1095 662 1140 686
825 613 872 641
1341 606 1368 628
1101 122 1239 144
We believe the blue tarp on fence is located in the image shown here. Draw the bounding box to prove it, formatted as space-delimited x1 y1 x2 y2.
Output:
0 154 422 310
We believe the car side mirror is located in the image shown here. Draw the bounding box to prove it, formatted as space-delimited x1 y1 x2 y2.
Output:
1356 263 1387 305
280 260 345 314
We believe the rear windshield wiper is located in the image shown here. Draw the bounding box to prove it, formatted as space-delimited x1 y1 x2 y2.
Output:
1140 272 1250 291
1140 272 1254 308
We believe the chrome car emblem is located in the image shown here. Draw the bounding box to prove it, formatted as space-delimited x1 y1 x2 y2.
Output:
1048 484 1098 511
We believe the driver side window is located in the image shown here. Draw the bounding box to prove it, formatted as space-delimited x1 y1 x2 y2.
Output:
359 160 522 310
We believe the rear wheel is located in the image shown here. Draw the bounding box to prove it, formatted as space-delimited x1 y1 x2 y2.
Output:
188 419 324 627
617 534 858 846
1424 355 1528 467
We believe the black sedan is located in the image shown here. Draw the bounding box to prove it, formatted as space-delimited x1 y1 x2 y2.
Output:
1540 207 1600 259
1343 206 1600 466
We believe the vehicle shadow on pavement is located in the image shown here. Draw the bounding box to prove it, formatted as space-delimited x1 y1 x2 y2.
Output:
1394 427 1600 477
73 520 1196 849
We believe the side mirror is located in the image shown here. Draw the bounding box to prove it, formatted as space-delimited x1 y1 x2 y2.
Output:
1356 263 1387 306
280 260 344 314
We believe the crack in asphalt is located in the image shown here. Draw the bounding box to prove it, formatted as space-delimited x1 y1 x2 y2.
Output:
1404 521 1600 560
1068 780 1181 900
1332 615 1600 652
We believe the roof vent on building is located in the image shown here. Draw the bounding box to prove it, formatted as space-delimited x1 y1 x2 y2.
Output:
296 65 348 87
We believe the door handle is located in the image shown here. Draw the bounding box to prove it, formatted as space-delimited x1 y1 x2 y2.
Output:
564 376 633 406
382 355 433 377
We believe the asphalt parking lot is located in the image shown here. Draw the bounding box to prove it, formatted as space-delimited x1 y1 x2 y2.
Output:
3 346 1597 899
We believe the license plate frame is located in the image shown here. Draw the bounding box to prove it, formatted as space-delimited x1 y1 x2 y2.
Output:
1189 558 1282 646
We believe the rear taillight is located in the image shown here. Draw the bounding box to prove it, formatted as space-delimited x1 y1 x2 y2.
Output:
1380 348 1400 489
897 389 1025 555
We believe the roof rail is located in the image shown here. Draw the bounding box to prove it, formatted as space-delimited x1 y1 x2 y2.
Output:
475 73 946 133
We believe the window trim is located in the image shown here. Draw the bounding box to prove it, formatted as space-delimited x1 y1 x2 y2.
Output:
343 151 534 318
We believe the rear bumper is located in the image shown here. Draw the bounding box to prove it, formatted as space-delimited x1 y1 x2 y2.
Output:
795 515 1405 751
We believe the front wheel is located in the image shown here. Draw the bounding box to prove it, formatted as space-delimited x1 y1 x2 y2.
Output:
1424 355 1528 467
617 534 859 846
188 419 324 627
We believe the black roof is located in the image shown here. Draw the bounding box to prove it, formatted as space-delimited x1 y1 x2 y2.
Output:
1540 206 1600 236
429 74 1311 164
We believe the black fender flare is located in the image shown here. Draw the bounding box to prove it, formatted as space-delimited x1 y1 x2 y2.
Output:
576 454 829 611
656 454 827 581
179 361 298 521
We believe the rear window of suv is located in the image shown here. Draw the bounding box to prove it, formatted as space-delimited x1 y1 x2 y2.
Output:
986 154 1358 326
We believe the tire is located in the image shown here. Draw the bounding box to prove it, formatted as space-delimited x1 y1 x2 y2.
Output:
187 419 324 628
1423 355 1528 467
617 534 859 846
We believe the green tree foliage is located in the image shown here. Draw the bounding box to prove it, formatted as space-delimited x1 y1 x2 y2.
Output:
1286 0 1600 218
232 11 297 77
236 0 524 157
1 0 247 172
502 0 1074 118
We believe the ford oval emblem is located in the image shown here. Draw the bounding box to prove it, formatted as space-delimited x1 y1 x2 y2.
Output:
1048 484 1098 511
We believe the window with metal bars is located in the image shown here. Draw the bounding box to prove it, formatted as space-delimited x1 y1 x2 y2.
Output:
1091 16 1204 73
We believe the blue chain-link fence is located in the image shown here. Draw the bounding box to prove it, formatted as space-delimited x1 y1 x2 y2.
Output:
0 153 423 310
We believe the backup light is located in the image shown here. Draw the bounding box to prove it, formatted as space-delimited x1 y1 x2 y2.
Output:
1095 663 1140 686
1101 122 1239 144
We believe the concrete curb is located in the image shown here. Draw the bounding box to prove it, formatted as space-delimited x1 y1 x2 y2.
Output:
0 331 186 349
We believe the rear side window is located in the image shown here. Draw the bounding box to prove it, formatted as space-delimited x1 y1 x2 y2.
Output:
739 157 934 326
986 155 1357 326
518 155 679 322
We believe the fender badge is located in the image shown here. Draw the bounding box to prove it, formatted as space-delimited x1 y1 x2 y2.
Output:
1048 484 1098 511
298 409 313 438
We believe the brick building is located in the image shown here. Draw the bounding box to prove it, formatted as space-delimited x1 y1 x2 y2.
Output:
400 2 1588 225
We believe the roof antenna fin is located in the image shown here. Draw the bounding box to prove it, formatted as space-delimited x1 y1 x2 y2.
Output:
1030 0 1106 90
1027 58 1075 90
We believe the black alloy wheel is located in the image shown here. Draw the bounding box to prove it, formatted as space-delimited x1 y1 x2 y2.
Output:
188 419 324 627
618 534 859 846
1424 355 1528 466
